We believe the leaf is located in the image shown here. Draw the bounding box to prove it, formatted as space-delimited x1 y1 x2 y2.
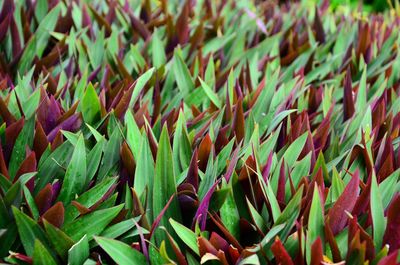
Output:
134 136 154 210
172 111 191 177
271 237 294 265
68 235 89 265
12 206 50 256
35 141 74 193
327 170 359 235
9 117 35 179
383 194 400 252
97 127 122 181
33 239 57 265
371 173 386 250
307 186 324 264
355 65 367 112
170 218 199 255
275 186 304 240
81 83 101 125
152 29 166 68
313 7 325 44
198 78 222 108
153 125 181 244
58 135 86 204
23 186 39 221
129 67 155 108
42 202 64 228
95 236 147 265
282 132 308 166
343 67 355 121
232 99 245 143
194 179 220 230
86 138 105 183
43 220 74 260
63 204 123 241
173 49 194 95
310 237 323 265
64 177 117 223
100 218 138 239
125 110 142 160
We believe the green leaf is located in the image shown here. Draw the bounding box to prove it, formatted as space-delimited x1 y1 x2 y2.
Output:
63 204 124 241
125 110 142 160
97 127 122 181
36 142 74 193
153 125 181 244
172 111 191 176
86 138 105 184
220 187 240 239
9 117 35 179
198 78 222 108
33 239 57 265
68 235 89 265
23 186 39 220
134 136 154 219
246 198 267 232
152 29 166 68
370 173 386 250
129 67 155 108
81 83 101 125
12 206 50 256
43 220 74 260
282 132 308 166
58 135 87 204
64 177 117 224
95 236 147 265
100 218 138 239
307 186 324 264
169 218 199 255
275 186 304 240
173 49 194 95
267 109 297 135
355 65 367 112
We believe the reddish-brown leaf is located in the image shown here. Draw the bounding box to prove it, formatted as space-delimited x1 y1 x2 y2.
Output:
42 202 65 228
271 237 294 265
232 98 245 143
383 194 400 253
15 152 36 181
310 237 323 265
176 0 189 44
35 184 54 214
377 250 399 265
186 148 199 191
33 122 49 160
327 170 359 235
343 67 355 121
198 134 212 171
313 7 325 44
120 141 136 177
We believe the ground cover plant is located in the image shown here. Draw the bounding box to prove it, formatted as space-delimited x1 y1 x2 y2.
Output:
0 0 400 264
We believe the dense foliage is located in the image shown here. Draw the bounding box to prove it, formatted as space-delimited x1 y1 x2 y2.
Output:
0 0 400 264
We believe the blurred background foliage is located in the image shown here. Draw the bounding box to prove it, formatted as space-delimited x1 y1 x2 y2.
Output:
297 0 392 12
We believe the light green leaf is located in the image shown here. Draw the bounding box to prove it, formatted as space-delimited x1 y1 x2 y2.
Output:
63 205 124 241
169 218 199 255
198 78 222 108
68 235 89 265
371 173 386 250
153 126 182 244
58 135 87 204
81 83 101 125
95 236 147 265
33 239 57 265
173 49 194 95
